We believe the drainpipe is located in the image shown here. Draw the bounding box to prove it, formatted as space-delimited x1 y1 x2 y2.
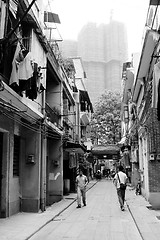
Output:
4 0 9 37
40 76 46 212
40 122 46 212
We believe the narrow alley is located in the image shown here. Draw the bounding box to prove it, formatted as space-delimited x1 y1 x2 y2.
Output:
1 179 160 240
29 180 144 240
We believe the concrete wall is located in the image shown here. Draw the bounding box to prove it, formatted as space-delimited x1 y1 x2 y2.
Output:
47 138 63 205
149 192 160 209
1 132 9 217
20 127 41 212
10 178 20 215
0 115 21 217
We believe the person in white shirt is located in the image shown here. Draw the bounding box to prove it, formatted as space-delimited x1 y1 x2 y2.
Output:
75 169 88 208
113 165 128 211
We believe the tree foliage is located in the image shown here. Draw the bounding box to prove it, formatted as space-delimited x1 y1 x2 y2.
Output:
91 90 121 145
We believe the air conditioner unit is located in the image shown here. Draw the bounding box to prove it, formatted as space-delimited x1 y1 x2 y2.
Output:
149 154 155 161
156 154 160 161
54 159 60 166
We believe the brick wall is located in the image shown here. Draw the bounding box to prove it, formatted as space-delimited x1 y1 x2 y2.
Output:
146 108 160 153
146 108 160 192
149 162 160 192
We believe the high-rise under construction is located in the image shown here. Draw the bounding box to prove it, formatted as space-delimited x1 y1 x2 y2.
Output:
60 19 128 105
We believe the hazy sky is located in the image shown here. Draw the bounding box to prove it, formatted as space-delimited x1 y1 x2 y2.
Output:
45 0 150 57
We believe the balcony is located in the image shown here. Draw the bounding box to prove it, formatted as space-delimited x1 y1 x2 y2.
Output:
45 103 62 129
0 75 44 121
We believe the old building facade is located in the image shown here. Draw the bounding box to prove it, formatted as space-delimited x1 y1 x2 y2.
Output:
121 0 160 209
0 0 92 217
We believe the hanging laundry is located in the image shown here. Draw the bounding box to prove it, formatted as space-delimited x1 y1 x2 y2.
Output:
10 41 34 96
9 43 33 83
9 42 22 88
26 63 38 100
18 51 33 80
18 50 34 96
9 41 40 100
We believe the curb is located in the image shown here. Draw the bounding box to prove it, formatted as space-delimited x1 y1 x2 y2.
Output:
26 181 97 240
126 201 145 240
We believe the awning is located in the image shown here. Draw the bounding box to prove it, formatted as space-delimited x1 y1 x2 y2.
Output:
91 145 120 155
63 141 87 154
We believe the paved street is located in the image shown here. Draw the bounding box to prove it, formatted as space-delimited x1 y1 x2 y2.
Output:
29 180 142 240
1 179 160 240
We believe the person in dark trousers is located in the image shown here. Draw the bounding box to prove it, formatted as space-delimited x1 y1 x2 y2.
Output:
75 169 88 208
113 165 128 211
96 170 101 180
135 180 141 195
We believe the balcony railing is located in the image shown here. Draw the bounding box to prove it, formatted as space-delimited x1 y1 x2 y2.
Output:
45 103 62 129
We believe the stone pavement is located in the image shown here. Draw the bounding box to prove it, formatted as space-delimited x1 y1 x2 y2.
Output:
0 180 97 240
126 187 160 240
0 180 160 240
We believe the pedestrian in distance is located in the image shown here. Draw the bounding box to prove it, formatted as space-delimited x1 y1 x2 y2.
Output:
135 180 141 195
113 165 128 211
75 169 88 208
106 168 112 180
96 170 101 180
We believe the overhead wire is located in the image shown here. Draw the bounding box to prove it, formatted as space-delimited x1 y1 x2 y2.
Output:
2 111 41 133
0 105 62 140
16 0 64 125
0 94 40 125
1 1 66 141
2 1 62 133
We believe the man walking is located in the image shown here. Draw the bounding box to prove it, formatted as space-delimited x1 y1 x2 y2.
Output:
113 165 128 211
76 169 88 208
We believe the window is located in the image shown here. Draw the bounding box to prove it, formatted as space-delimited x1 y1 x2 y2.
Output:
21 23 32 51
0 0 7 39
13 135 20 177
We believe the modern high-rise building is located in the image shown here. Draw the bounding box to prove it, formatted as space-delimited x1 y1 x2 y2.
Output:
59 40 77 58
60 19 128 106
